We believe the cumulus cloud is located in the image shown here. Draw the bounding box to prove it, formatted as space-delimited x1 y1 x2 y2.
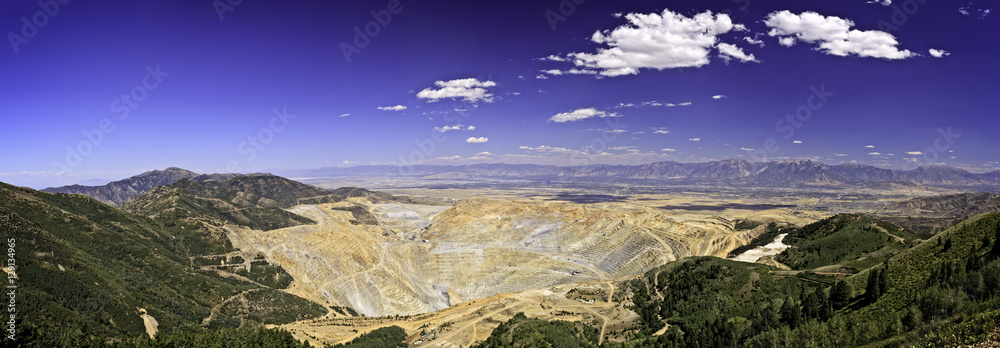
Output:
467 125 476 130
928 49 950 58
661 148 677 152
678 102 692 106
712 95 726 99
549 9 755 76
416 78 497 103
377 105 407 111
652 127 670 134
793 140 802 144
764 11 914 59
466 137 488 143
865 145 876 148
688 138 701 142
717 43 759 62
906 151 923 155
740 147 754 151
549 108 620 123
744 36 764 47
867 152 882 155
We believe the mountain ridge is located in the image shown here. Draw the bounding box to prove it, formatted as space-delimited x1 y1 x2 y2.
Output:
277 159 1000 187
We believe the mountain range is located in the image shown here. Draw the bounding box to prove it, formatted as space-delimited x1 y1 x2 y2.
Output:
41 167 239 205
277 159 1000 187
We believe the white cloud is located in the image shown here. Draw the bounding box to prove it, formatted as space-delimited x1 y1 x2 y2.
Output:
743 36 764 47
377 105 407 111
542 69 563 75
339 113 350 117
717 43 759 62
765 11 914 59
906 151 923 155
688 138 701 142
712 95 726 99
793 140 802 144
416 78 497 103
539 55 567 62
661 148 677 152
868 0 891 6
548 108 620 123
928 49 950 58
536 75 549 79
652 128 670 134
466 137 488 143
778 37 796 47
959 5 991 18
551 9 753 76
740 147 754 151
433 125 466 132
835 153 848 156
476 151 492 156
904 157 918 162
865 145 876 148
867 152 882 155
678 102 692 106
467 125 476 130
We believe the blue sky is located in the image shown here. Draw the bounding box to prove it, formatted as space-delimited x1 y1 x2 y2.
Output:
1 0 997 188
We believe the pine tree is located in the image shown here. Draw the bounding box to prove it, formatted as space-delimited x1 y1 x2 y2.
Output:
831 280 852 309
866 268 882 303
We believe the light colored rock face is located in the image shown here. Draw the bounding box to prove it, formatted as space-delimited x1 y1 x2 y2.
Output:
733 233 790 263
227 199 750 317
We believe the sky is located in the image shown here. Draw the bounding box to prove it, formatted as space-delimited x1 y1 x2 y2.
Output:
1 0 998 188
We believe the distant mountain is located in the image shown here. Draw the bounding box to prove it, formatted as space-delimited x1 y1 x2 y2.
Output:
278 159 1000 187
123 174 342 232
42 167 239 206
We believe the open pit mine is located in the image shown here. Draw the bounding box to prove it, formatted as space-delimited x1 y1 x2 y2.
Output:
223 197 757 318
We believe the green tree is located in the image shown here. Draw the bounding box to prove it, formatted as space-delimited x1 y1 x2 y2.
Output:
866 268 882 303
830 280 852 309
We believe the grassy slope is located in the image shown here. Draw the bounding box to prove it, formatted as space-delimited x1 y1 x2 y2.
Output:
0 183 325 345
777 214 917 271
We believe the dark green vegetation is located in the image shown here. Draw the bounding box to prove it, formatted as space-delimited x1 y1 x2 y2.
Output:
475 313 599 348
479 212 1000 347
331 325 408 348
219 289 328 325
776 214 918 272
330 205 380 225
0 178 337 347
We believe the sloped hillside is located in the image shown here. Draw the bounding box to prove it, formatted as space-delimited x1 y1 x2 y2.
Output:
0 182 325 346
